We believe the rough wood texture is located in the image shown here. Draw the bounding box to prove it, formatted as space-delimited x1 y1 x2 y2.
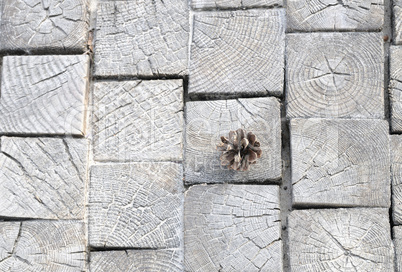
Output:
184 184 282 272
0 55 90 136
395 0 402 44
94 0 189 77
288 208 394 272
189 9 285 98
390 46 402 132
391 136 402 225
191 0 282 9
89 162 183 248
0 137 88 219
287 0 384 31
0 221 86 271
90 249 183 271
291 119 390 207
394 226 402 272
1 0 90 53
185 98 281 184
287 33 384 119
93 80 183 162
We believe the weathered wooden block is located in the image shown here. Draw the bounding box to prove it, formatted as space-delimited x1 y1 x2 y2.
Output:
394 226 402 272
0 137 88 219
288 208 394 272
185 98 281 184
287 0 384 31
395 0 402 44
291 119 390 207
94 0 189 77
0 221 86 271
1 0 90 53
191 0 282 9
390 46 402 132
89 162 183 248
391 136 402 224
287 33 384 119
0 55 90 136
93 80 183 162
184 184 282 271
90 249 183 271
189 9 285 98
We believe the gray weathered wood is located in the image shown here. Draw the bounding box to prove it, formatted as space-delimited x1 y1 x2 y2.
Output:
287 0 384 31
390 46 402 132
1 0 90 53
394 226 402 272
291 119 390 207
0 137 88 219
288 208 394 272
184 184 282 272
93 80 183 162
90 249 183 271
189 9 285 98
185 98 281 184
89 162 183 248
0 55 90 136
0 221 86 271
287 33 384 119
93 0 189 77
391 135 402 224
395 0 402 44
191 0 282 9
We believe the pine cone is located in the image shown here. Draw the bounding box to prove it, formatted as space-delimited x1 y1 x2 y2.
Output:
217 128 262 171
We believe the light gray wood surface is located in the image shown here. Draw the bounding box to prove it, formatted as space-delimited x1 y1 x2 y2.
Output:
287 0 384 31
94 0 189 77
1 0 90 53
90 249 183 272
0 55 90 136
0 137 88 219
291 119 390 207
191 0 282 9
0 221 86 271
184 184 282 272
287 33 384 119
289 209 394 272
92 80 183 162
390 46 402 132
189 9 285 98
89 162 183 248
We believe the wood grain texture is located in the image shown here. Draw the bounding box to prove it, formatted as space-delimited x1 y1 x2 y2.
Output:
89 162 183 248
287 0 384 31
287 33 384 119
92 80 183 162
185 98 281 184
291 119 390 207
189 9 285 98
0 137 88 219
395 0 402 44
90 249 183 272
390 46 402 132
288 208 394 272
0 221 86 271
391 135 402 225
191 0 282 9
394 226 402 272
1 0 90 53
184 184 282 272
93 0 189 77
0 55 90 136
